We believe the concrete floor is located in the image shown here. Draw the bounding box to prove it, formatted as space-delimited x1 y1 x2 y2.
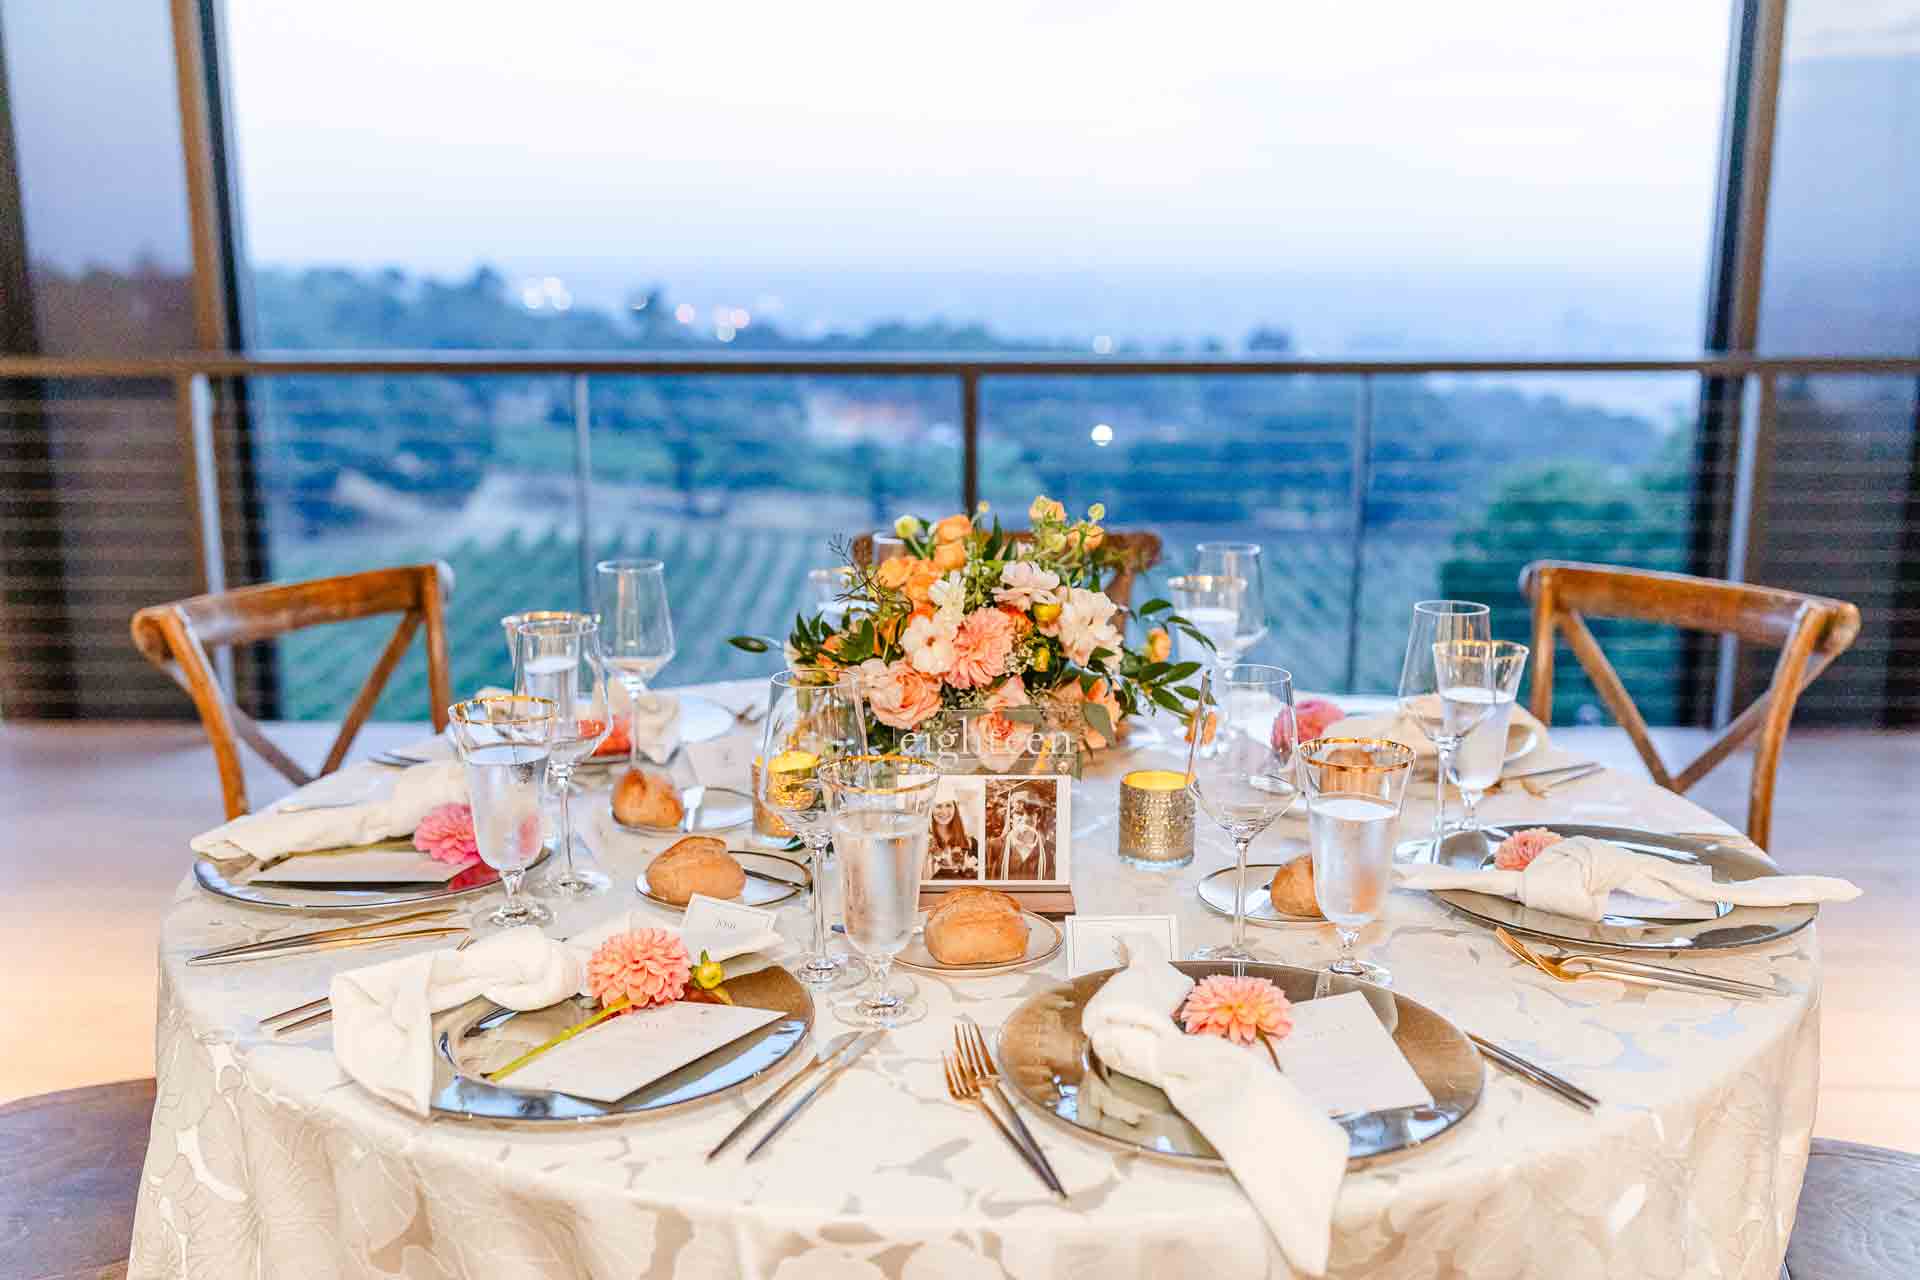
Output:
2 718 1916 1150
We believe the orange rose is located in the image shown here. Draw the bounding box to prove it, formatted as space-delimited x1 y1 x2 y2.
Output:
1184 709 1219 746
1145 626 1171 664
1074 523 1105 551
904 561 942 607
999 605 1031 631
876 612 906 645
931 540 967 573
1028 496 1067 524
933 513 974 545
874 555 914 591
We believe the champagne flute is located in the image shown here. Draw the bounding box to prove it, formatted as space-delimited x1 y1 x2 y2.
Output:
1185 664 1300 962
1302 737 1415 984
514 615 612 897
1193 542 1269 663
1443 641 1531 833
818 754 941 1029
595 559 676 770
1396 600 1491 852
448 695 557 931
759 667 869 990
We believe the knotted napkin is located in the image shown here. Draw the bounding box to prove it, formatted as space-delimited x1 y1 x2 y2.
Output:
191 761 466 862
330 909 783 1115
1080 934 1349 1277
1395 834 1862 921
1326 697 1547 766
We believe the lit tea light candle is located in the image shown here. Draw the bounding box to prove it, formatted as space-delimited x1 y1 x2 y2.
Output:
1118 769 1195 869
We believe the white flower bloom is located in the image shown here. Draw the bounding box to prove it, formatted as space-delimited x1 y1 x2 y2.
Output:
902 612 959 676
1057 587 1122 670
993 560 1061 610
929 571 967 620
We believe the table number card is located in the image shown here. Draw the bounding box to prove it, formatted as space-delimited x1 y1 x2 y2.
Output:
1274 991 1434 1117
506 1002 782 1103
682 894 780 953
1065 914 1179 978
685 736 753 788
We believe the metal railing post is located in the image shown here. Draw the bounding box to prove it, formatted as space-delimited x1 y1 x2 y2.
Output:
1343 375 1374 691
1715 369 1777 725
174 371 231 689
573 373 594 608
961 369 980 514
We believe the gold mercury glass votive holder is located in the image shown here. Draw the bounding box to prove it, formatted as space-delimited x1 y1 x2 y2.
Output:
1118 769 1194 869
750 756 795 840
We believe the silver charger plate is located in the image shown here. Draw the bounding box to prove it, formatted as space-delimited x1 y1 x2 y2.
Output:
428 962 814 1123
894 910 1064 976
1195 861 1324 928
635 849 810 910
1428 822 1816 951
998 961 1483 1167
192 848 550 913
610 785 753 836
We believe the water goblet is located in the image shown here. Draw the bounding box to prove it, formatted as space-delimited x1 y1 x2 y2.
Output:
1184 663 1300 962
1193 542 1269 662
595 559 676 770
1302 737 1416 984
818 754 941 1029
1396 600 1491 852
759 668 869 991
514 615 613 896
1443 641 1531 833
448 695 557 932
1166 574 1241 670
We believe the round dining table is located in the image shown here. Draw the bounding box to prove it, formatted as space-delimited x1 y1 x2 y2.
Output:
130 681 1818 1279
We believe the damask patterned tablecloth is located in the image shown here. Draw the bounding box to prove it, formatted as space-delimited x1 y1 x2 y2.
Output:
131 687 1819 1279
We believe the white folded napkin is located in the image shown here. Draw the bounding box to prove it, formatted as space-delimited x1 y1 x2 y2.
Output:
1080 934 1348 1277
191 761 466 862
1395 835 1862 921
1328 698 1546 761
330 910 783 1115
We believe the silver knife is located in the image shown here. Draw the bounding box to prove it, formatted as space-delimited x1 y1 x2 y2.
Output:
707 1031 858 1160
744 1030 883 1161
1553 951 1775 997
1498 760 1599 783
1467 1032 1599 1111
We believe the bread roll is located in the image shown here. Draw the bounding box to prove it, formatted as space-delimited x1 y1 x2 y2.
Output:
1268 857 1324 919
925 887 1029 965
645 836 744 905
613 768 684 829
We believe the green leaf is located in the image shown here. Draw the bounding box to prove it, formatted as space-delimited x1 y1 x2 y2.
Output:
1000 705 1045 724
1178 624 1216 651
1150 686 1187 715
1163 661 1202 682
1137 597 1172 616
1081 702 1115 741
728 635 772 653
1139 660 1171 681
1078 672 1099 694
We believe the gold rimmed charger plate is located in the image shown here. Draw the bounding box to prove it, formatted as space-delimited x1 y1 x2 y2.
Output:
1194 861 1326 928
192 846 550 913
428 962 814 1123
894 910 1063 977
998 962 1483 1167
1428 822 1816 951
634 849 810 911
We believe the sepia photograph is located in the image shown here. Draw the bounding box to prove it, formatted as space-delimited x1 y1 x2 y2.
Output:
923 777 985 880
983 776 1070 885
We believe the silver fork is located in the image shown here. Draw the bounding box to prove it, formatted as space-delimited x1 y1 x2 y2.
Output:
942 1050 1064 1198
953 1020 1066 1197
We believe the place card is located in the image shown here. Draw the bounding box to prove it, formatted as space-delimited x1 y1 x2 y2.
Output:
1274 991 1434 1117
686 735 753 787
1065 914 1179 978
506 1001 781 1103
681 893 780 956
250 849 466 885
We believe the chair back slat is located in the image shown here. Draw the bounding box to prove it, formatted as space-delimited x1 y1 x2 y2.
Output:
848 530 1162 608
1521 559 1860 849
130 562 455 819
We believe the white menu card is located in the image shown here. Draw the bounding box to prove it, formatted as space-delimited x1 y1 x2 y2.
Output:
1273 991 1434 1117
507 1002 781 1103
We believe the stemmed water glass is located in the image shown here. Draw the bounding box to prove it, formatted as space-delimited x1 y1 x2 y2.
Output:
818 754 941 1029
448 695 557 931
514 615 613 897
1194 542 1268 662
1167 574 1240 670
1442 641 1531 834
1184 664 1300 962
1396 600 1491 850
758 668 869 991
595 559 676 769
1302 737 1416 984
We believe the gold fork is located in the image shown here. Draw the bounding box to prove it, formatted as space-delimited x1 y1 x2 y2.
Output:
1494 926 1766 999
953 1022 1066 1198
942 1051 1065 1198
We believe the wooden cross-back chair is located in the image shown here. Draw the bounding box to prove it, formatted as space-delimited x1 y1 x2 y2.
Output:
849 530 1162 608
1520 560 1859 849
131 562 455 820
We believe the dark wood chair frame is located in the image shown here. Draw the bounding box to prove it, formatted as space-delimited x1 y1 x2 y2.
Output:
130 561 455 819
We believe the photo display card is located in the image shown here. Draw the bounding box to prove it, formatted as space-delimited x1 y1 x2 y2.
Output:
920 773 1072 890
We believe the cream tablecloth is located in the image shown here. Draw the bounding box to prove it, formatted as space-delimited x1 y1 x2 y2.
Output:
131 683 1818 1279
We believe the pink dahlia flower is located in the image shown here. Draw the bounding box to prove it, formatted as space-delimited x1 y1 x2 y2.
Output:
586 928 691 1009
413 803 479 866
946 608 1018 689
1180 974 1293 1046
1495 827 1565 871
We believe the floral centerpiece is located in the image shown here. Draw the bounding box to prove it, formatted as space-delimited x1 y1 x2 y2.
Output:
733 497 1211 765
